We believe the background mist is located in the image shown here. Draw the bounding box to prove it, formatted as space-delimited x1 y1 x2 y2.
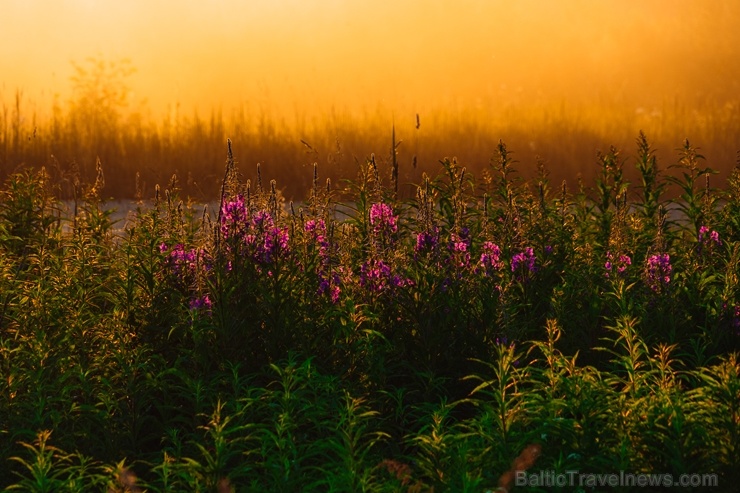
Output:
1 0 739 199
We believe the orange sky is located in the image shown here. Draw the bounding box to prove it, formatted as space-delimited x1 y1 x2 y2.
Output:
1 0 739 122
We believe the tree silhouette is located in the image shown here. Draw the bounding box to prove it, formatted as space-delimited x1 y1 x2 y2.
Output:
68 56 136 148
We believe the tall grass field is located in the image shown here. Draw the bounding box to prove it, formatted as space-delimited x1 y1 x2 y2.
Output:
0 133 739 492
3 54 740 204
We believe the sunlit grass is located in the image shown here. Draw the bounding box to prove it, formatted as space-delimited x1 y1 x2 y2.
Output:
2 75 739 203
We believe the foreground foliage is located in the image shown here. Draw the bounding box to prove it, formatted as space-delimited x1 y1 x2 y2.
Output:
1 135 739 491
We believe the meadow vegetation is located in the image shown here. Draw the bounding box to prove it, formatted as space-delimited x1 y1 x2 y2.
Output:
0 133 739 491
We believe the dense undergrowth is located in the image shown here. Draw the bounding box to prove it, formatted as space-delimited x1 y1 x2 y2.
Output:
0 134 739 491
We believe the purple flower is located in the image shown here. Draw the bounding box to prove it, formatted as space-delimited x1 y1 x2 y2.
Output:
360 259 408 293
618 255 632 274
605 251 631 278
318 277 330 294
220 195 249 240
165 244 209 276
330 285 341 304
646 253 672 293
360 260 384 291
306 218 342 300
189 294 212 313
250 212 289 262
317 271 342 304
304 218 324 233
360 259 391 292
390 274 409 288
511 247 537 280
544 245 553 255
446 231 472 268
306 219 331 256
369 202 398 236
698 225 722 256
256 226 290 264
250 210 272 228
480 241 503 276
452 238 468 253
221 205 291 265
415 230 439 253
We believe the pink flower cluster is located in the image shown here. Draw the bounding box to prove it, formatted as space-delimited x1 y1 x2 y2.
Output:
160 243 212 314
360 259 408 293
369 202 398 239
698 225 722 257
305 218 341 303
160 243 209 278
189 294 213 313
511 247 537 281
317 272 342 304
220 194 249 240
305 218 328 246
646 253 672 292
415 229 439 253
605 251 632 278
480 241 503 276
698 225 721 246
252 211 290 264
220 196 290 264
447 229 471 268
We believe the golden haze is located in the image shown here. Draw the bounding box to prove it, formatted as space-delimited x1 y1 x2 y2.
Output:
1 0 739 199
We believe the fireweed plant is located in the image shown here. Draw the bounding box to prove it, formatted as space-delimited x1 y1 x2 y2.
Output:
0 135 739 491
